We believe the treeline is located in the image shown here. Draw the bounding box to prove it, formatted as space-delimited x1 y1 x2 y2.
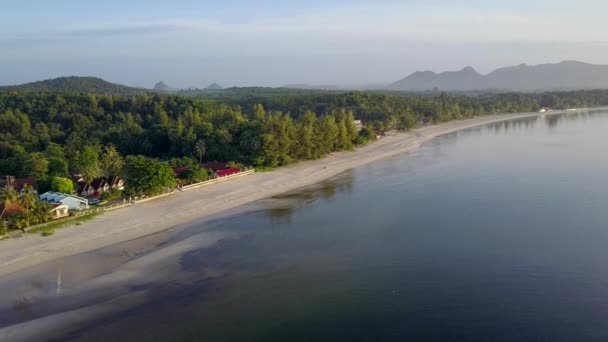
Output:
1 89 608 192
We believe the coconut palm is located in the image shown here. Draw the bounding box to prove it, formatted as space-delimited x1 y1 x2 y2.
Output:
0 187 19 218
32 202 51 225
19 185 37 227
101 144 125 177
194 140 207 165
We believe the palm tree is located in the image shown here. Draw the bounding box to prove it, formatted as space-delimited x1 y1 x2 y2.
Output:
81 165 102 184
32 202 51 225
101 145 125 177
19 185 37 227
0 187 19 218
194 140 206 165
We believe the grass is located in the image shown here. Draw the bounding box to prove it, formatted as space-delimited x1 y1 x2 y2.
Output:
27 212 102 236
254 166 275 173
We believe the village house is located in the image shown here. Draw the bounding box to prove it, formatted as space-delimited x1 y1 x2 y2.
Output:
215 168 241 177
77 176 124 198
49 204 70 219
1 176 37 195
40 192 89 210
0 202 26 219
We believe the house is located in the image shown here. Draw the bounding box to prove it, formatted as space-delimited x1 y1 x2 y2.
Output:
40 192 89 210
107 176 125 191
173 166 191 177
49 204 70 219
216 168 241 177
78 176 124 198
1 176 37 194
0 202 26 218
202 161 229 171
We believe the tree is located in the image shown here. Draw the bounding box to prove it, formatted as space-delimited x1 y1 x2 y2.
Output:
77 146 102 183
28 152 49 179
100 144 125 176
51 177 74 194
180 166 210 183
124 155 176 196
19 184 37 227
194 140 206 164
0 186 19 218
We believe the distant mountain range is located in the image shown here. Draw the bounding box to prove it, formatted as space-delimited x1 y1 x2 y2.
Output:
390 61 608 91
2 61 608 95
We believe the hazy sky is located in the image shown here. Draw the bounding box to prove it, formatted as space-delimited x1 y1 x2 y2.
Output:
2 0 608 87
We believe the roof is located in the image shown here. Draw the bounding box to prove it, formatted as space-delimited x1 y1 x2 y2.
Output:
40 192 88 204
202 161 229 171
216 168 240 177
0 177 37 191
107 175 123 187
90 178 107 190
0 202 26 217
173 166 191 175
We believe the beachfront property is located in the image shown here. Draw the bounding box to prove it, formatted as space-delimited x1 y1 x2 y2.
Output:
39 192 89 210
201 161 243 177
216 168 241 177
77 176 124 198
49 204 70 219
0 176 37 195
0 202 26 219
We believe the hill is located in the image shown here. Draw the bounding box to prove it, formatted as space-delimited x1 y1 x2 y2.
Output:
0 76 147 95
206 83 223 90
153 81 177 93
390 61 608 92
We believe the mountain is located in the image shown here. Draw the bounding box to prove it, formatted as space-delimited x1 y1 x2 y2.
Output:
390 61 608 92
0 76 146 95
206 83 223 90
153 81 176 93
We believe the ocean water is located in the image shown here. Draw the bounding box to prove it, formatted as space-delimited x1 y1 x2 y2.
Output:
2 111 608 341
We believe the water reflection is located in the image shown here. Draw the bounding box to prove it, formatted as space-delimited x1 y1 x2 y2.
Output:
264 171 354 224
2 111 608 342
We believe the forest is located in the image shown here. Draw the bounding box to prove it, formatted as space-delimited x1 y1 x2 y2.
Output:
1 88 608 196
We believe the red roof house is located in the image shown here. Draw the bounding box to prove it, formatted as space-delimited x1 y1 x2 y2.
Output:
0 202 26 218
215 168 241 177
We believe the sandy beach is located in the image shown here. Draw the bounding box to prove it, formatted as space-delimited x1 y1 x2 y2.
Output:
0 110 581 277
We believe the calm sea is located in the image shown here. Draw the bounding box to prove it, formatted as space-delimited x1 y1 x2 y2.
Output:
2 111 608 341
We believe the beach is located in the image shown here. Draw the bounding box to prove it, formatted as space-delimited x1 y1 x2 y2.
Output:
0 110 577 277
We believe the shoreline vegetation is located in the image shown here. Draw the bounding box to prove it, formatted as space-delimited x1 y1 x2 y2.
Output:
0 107 600 277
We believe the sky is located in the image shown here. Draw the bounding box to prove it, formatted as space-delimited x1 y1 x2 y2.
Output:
2 0 608 88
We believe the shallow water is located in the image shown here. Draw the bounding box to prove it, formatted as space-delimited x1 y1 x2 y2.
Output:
2 111 608 341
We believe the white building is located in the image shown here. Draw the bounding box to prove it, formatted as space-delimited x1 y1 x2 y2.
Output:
49 204 70 219
40 192 89 210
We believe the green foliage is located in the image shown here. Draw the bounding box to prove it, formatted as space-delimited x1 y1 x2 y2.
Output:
179 166 210 183
0 221 7 236
75 146 102 183
50 177 74 194
169 156 198 168
100 144 125 176
0 88 607 185
100 189 122 202
124 155 176 196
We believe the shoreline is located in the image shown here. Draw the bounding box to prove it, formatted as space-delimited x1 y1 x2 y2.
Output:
0 108 596 277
